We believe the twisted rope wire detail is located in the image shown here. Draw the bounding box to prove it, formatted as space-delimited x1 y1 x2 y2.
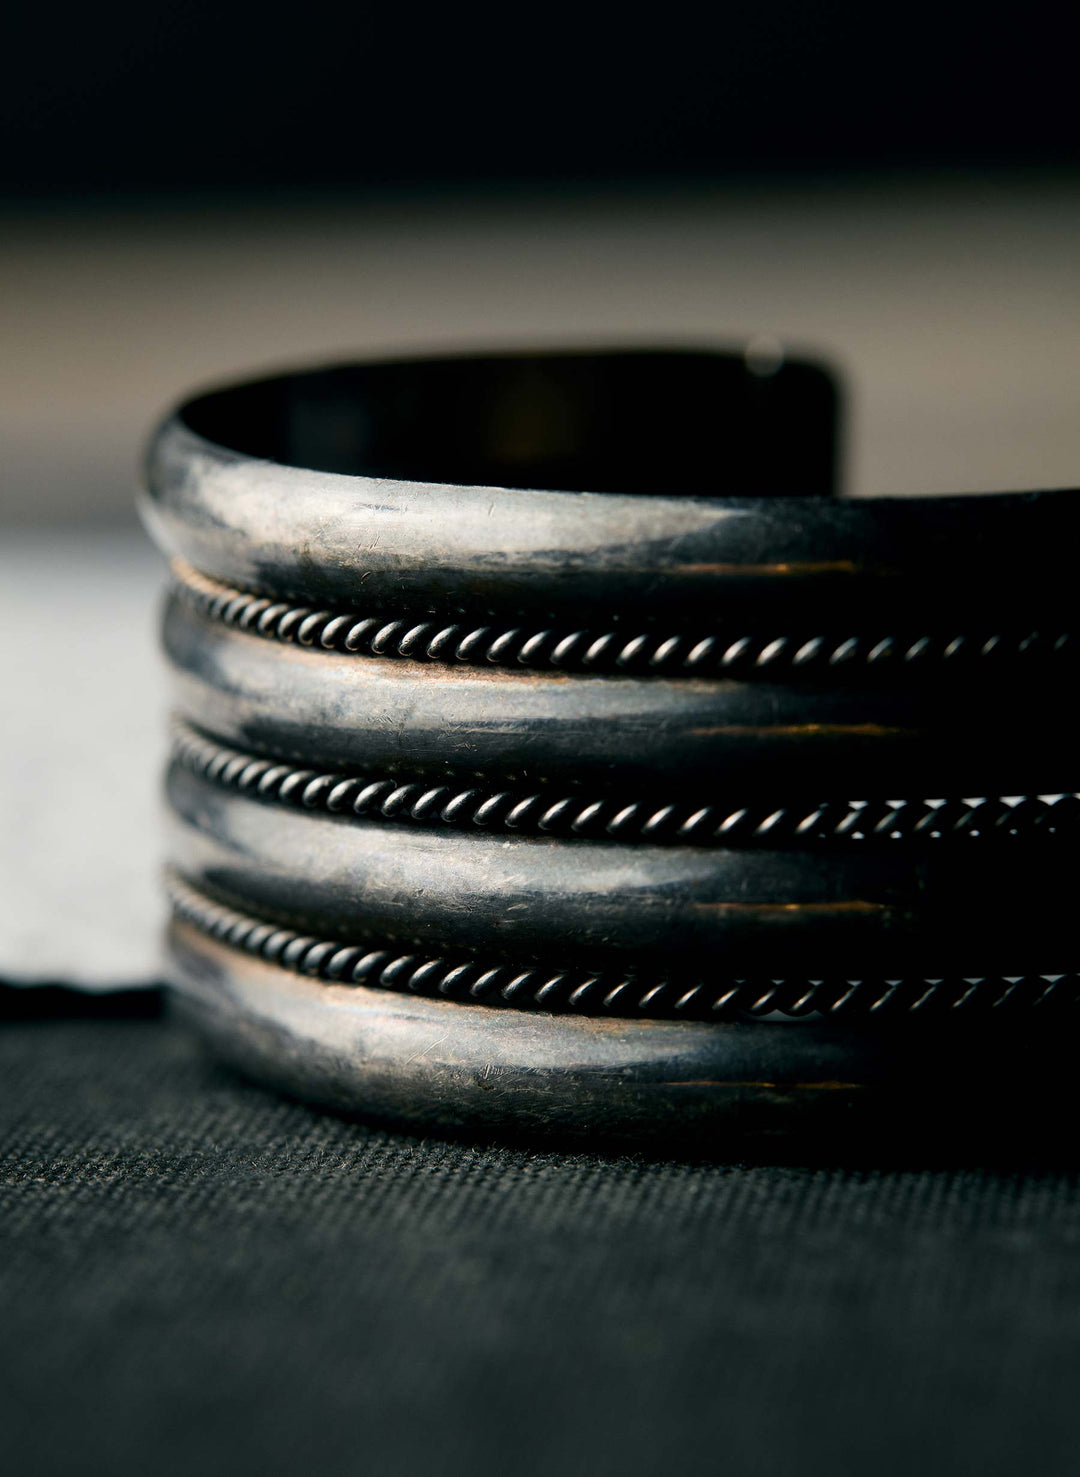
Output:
172 560 1075 678
171 719 1080 846
168 871 1080 1021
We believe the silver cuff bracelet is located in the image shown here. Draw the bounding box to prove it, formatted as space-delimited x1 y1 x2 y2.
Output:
141 347 1080 1143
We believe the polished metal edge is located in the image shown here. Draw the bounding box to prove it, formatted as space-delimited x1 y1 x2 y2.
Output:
171 559 1074 679
170 717 1080 847
167 919 892 1143
167 869 1080 1021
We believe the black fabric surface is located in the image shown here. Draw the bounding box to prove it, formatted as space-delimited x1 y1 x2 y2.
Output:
3 997 1080 1477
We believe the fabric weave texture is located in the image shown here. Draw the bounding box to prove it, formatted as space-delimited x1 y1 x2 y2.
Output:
3 995 1080 1477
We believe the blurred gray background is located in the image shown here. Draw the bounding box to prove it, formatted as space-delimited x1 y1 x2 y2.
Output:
4 175 1080 525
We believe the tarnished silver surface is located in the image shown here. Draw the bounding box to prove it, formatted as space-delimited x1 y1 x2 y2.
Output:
170 717 1080 847
141 351 1078 625
164 917 907 1142
167 869 1080 1023
167 913 1078 1143
162 594 1078 795
166 761 1076 976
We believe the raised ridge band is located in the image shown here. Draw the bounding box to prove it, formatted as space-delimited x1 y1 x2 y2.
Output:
168 870 1080 1021
170 717 1080 847
163 592 1080 794
166 761 1078 975
170 558 1074 680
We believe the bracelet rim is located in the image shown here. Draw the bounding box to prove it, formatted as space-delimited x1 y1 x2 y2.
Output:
141 351 1080 622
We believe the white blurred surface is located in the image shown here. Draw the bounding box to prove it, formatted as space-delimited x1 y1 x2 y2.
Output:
0 524 165 986
0 176 1078 987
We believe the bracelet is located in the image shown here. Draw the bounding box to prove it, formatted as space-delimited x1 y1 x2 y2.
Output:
141 347 1080 1141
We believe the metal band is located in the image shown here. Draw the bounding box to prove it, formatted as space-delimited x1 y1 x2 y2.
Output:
167 870 1080 1022
166 762 1077 975
171 718 1080 847
166 916 901 1143
141 351 1080 625
163 593 1079 794
170 910 1080 1142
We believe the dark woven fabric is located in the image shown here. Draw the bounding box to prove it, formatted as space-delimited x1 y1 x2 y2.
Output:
3 997 1080 1477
